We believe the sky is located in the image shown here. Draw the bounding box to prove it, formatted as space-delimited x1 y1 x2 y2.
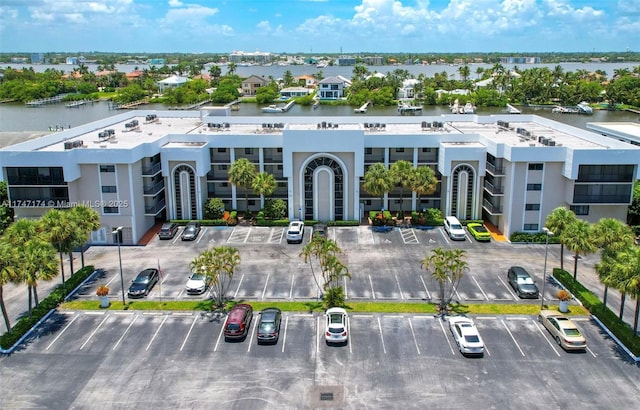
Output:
0 0 638 54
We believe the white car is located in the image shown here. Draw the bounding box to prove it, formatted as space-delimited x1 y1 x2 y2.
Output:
286 220 305 244
325 307 348 345
449 317 484 356
185 271 210 295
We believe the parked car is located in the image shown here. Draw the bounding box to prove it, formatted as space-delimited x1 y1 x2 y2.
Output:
507 266 540 299
256 308 282 345
127 268 159 298
467 222 491 242
286 220 305 244
185 270 210 295
449 317 484 356
538 310 587 351
224 303 253 341
313 223 328 239
181 221 201 241
443 216 466 241
158 222 178 240
325 307 348 345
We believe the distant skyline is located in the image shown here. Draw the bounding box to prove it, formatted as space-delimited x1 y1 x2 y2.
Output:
0 0 638 54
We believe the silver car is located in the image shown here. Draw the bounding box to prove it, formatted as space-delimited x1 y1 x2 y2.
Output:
449 317 484 356
181 221 201 241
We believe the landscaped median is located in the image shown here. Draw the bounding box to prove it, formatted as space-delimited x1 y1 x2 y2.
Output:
60 299 589 316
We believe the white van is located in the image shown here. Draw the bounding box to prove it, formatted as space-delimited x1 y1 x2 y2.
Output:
444 216 466 240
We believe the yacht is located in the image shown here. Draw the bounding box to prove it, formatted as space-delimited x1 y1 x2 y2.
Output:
577 101 593 115
463 102 476 114
261 105 284 113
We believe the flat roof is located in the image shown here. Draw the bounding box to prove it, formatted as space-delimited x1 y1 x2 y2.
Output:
587 122 640 145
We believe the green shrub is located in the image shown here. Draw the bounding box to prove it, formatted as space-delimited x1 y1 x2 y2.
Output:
263 198 287 219
203 198 225 219
0 265 95 350
510 231 562 244
327 220 360 226
170 219 227 226
255 218 290 227
553 268 640 356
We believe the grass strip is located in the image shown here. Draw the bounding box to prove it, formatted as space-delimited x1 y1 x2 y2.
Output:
61 299 589 316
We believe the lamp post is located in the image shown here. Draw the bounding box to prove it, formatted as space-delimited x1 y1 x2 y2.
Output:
540 227 554 310
112 227 126 306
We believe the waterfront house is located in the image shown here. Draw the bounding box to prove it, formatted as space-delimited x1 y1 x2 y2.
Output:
241 75 269 96
318 76 351 99
157 75 189 93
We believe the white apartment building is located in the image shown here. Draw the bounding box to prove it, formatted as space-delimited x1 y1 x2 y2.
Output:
1 110 638 245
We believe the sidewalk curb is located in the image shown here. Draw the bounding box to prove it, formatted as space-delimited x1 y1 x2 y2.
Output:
591 315 640 362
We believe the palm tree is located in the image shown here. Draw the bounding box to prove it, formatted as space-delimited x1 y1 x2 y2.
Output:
606 246 640 326
18 239 58 316
40 209 76 290
0 239 17 332
545 207 578 271
458 65 470 82
69 205 101 268
389 160 414 216
252 171 277 208
300 236 349 307
227 62 237 75
363 163 393 214
420 248 468 314
561 219 596 280
228 158 257 217
190 246 240 308
408 166 438 208
591 218 635 306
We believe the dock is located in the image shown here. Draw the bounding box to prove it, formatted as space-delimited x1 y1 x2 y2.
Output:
397 102 423 115
110 98 150 110
354 101 371 113
169 99 211 110
25 94 69 107
65 100 96 108
225 99 241 111
281 100 295 112
506 104 521 114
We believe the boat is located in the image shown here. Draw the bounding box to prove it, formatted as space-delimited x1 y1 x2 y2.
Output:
577 101 593 115
552 105 579 114
262 104 284 113
463 102 475 114
397 101 423 115
450 99 463 114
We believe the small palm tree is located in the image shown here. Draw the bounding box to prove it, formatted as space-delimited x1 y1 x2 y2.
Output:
389 160 413 216
545 207 578 271
252 171 277 208
40 209 75 290
69 205 101 268
561 219 596 280
420 248 468 314
300 236 350 307
190 246 240 308
0 240 17 332
363 163 393 214
408 166 438 207
228 158 257 216
18 239 58 316
606 246 640 327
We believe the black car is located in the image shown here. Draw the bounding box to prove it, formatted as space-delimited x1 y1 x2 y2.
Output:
158 222 178 240
181 221 201 241
507 266 539 299
256 307 282 345
314 223 328 239
127 268 159 298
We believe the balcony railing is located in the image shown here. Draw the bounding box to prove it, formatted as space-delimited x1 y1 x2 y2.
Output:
141 163 162 176
486 162 505 176
483 198 503 214
144 199 166 215
483 180 504 195
143 181 165 195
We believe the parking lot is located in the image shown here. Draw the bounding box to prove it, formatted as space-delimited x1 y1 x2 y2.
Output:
3 309 639 408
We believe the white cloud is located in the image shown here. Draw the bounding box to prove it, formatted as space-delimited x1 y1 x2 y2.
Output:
168 0 183 7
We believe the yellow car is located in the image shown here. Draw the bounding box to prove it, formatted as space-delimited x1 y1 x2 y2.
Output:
538 310 587 351
467 223 491 242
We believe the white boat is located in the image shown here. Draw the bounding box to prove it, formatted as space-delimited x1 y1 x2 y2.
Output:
463 102 475 114
577 101 593 114
450 99 463 114
261 105 284 113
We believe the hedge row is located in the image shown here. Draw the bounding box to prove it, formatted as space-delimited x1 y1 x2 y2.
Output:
0 265 96 350
510 231 562 244
553 268 640 356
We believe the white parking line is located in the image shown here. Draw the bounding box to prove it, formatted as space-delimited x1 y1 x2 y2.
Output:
105 274 120 288
501 319 525 356
214 323 225 352
316 316 320 354
377 316 386 354
470 275 489 301
234 274 244 299
438 318 456 355
247 319 256 352
46 313 79 351
586 346 597 358
80 315 109 350
113 314 138 351
289 273 295 299
347 315 352 354
420 275 431 300
196 227 208 244
394 275 405 300
261 273 270 299
146 315 168 351
533 320 561 357
281 315 289 353
368 275 376 300
497 275 518 300
180 316 199 352
408 317 421 355
344 276 348 299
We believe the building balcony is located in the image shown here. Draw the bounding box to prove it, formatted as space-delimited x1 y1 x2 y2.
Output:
144 199 166 215
483 180 504 195
143 181 165 196
482 198 503 215
486 162 505 176
141 163 162 176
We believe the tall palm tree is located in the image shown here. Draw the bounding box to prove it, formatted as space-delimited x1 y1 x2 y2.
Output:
0 239 17 332
69 205 101 268
252 171 277 208
458 65 470 82
190 246 240 308
40 209 76 290
228 158 257 216
18 239 58 316
389 160 414 215
300 236 349 307
607 246 640 326
591 218 635 305
408 166 438 208
561 219 596 280
545 207 578 271
421 248 468 314
227 62 237 75
363 163 393 214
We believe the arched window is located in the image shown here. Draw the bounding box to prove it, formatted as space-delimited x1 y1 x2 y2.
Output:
451 164 474 220
173 165 197 220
